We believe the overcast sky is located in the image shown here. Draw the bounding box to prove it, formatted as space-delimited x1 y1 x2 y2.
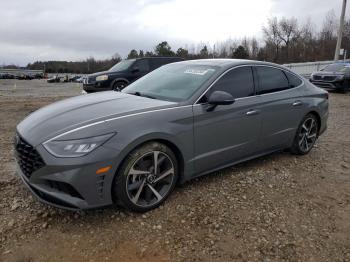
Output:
0 0 347 66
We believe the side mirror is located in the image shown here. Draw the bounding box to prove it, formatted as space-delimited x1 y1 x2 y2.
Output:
207 91 235 111
131 67 140 73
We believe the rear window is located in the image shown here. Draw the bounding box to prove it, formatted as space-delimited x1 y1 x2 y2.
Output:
284 71 302 87
256 66 289 94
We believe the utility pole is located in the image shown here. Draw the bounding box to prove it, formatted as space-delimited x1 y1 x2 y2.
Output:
334 0 347 61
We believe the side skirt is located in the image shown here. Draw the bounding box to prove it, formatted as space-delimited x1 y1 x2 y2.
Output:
179 148 285 184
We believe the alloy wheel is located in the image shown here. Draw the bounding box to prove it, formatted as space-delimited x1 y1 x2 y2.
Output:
113 82 125 91
126 151 175 208
298 117 318 153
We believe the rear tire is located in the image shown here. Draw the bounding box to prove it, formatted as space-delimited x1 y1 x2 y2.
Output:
290 114 319 155
113 142 178 212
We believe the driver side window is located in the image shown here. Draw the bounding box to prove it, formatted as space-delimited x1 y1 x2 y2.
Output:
200 66 255 103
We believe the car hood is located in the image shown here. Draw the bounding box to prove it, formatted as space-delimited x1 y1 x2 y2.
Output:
17 91 176 146
88 70 124 78
313 71 345 76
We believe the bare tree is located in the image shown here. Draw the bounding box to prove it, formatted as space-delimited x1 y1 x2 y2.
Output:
277 17 300 61
263 17 283 62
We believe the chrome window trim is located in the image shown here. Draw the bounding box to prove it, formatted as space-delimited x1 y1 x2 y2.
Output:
194 64 304 105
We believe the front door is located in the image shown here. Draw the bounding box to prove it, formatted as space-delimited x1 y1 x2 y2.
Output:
192 66 262 175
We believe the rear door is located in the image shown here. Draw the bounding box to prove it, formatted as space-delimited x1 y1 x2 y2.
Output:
128 59 150 82
254 66 305 150
193 66 262 175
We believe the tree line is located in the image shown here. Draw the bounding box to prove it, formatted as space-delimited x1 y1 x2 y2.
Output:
6 10 349 74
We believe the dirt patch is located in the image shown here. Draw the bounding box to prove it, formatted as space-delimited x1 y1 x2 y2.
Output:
0 80 349 261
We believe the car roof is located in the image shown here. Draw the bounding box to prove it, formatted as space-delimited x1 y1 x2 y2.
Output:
173 59 283 70
135 57 183 60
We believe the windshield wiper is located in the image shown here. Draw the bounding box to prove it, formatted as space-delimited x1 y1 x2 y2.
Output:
128 91 157 100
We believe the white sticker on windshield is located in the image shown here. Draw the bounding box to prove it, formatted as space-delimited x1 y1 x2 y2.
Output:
184 69 211 75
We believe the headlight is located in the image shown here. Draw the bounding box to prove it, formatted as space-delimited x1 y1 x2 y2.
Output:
43 133 115 157
336 75 344 80
96 75 108 81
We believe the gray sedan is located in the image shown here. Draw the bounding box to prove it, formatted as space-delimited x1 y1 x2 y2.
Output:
15 59 329 212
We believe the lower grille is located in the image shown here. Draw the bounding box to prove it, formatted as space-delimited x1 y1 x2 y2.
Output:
47 180 84 199
14 134 45 178
313 75 337 81
323 76 337 81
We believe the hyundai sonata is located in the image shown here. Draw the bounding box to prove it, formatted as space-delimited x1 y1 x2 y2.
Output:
15 59 328 212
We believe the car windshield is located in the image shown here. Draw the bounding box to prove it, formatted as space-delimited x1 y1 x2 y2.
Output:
122 63 218 102
109 59 135 72
322 63 350 73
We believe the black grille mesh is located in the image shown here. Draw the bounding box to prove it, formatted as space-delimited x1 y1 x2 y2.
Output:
15 135 45 178
313 75 337 81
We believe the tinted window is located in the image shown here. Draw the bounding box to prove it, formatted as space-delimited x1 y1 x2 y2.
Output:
108 59 135 72
256 67 289 94
133 59 149 72
204 67 255 100
284 71 302 87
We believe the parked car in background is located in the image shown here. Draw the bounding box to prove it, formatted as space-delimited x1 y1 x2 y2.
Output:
0 73 16 79
15 59 328 212
83 57 184 93
17 74 34 80
33 73 43 79
76 76 85 83
310 62 350 93
47 75 61 83
69 75 81 82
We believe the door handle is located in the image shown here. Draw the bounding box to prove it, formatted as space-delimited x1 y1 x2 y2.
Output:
246 109 259 116
292 101 303 107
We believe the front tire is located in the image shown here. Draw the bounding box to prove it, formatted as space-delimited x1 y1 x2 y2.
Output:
113 142 178 212
290 114 319 155
112 81 127 91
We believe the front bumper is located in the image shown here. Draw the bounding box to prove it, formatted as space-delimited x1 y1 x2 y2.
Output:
15 141 121 210
83 82 111 93
309 79 344 90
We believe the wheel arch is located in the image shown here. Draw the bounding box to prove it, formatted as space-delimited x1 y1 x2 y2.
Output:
110 78 129 88
110 135 186 203
306 110 322 136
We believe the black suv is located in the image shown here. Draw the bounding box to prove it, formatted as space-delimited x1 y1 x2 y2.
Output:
83 57 183 92
310 62 350 93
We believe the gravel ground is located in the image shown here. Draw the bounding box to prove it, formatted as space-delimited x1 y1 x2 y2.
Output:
0 79 349 262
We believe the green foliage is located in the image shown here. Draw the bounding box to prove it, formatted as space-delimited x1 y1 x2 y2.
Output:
199 45 209 58
232 46 249 59
176 47 189 58
154 41 175 56
145 51 155 57
127 49 139 59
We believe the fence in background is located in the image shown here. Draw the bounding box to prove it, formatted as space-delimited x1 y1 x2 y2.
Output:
0 68 43 76
283 59 350 77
